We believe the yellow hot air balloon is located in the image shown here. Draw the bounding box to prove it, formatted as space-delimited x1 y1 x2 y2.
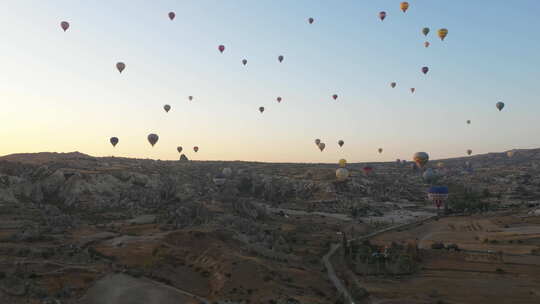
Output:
338 159 347 168
400 2 409 13
438 28 448 41
336 168 349 181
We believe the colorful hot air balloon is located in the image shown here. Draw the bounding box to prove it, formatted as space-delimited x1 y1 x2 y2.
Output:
168 12 176 20
413 152 429 168
147 133 159 147
336 168 349 181
218 45 225 53
338 140 344 147
193 146 199 152
315 139 321 146
422 27 430 36
110 137 119 147
496 102 505 111
278 55 284 63
277 97 282 103
467 149 472 156
338 159 347 168
410 88 416 93
424 41 430 48
318 142 326 152
332 94 338 100
164 104 171 113
61 21 70 32
116 62 126 73
378 148 383 154
400 2 409 12
242 59 247 66
259 106 265 113
438 28 448 41
188 96 193 101
390 82 397 88
177 146 183 153
308 17 314 24
379 11 386 21
422 66 429 74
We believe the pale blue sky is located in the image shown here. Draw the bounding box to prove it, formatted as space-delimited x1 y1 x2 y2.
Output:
0 1 538 162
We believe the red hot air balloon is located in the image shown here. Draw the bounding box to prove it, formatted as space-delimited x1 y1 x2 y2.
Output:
379 11 386 21
61 21 70 32
242 59 247 66
308 17 314 24
277 97 282 103
422 66 429 74
193 146 199 152
116 62 126 73
218 45 225 53
168 12 176 20
278 55 284 63
332 94 338 100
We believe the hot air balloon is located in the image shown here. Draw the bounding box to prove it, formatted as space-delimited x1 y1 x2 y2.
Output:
467 120 471 124
400 2 409 12
193 146 199 152
164 104 171 113
308 17 314 24
336 168 349 181
61 21 70 32
259 106 265 113
218 45 225 53
277 97 282 103
423 168 437 183
338 159 347 168
410 88 416 93
242 59 247 66
413 152 429 168
147 134 159 147
315 139 321 146
379 11 386 21
428 186 449 210
332 94 338 100
338 140 344 147
390 82 397 88
396 159 401 164
222 168 232 177
496 102 505 111
422 27 430 36
188 96 193 101
507 151 514 158
438 28 448 41
467 149 472 156
318 143 326 152
278 55 284 63
116 62 126 73
177 146 183 153
110 137 119 147
378 148 383 154
422 66 429 74
213 173 226 186
424 41 430 48
437 162 445 169
168 12 176 20
363 166 373 175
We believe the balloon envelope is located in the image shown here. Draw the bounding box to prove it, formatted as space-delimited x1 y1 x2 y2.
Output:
193 146 199 152
318 143 326 151
278 55 284 62
400 2 409 12
413 152 429 168
438 28 448 41
242 59 247 66
218 45 225 53
378 148 383 154
177 146 183 153
308 17 314 24
496 102 505 111
338 140 344 147
422 66 429 74
188 96 193 101
422 27 430 36
277 97 282 103
164 104 171 112
391 82 396 88
410 88 416 93
259 106 265 113
467 149 472 155
110 137 119 147
147 134 159 147
338 159 347 168
332 94 338 100
315 139 321 146
168 12 176 20
379 11 386 21
61 21 70 32
424 41 430 48
116 62 125 73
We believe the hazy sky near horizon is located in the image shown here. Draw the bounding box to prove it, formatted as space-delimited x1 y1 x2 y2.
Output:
1 1 539 163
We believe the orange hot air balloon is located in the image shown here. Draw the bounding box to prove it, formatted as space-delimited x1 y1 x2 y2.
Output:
379 11 386 21
168 12 176 20
193 146 199 152
60 21 70 32
218 45 225 53
400 2 409 12
116 62 125 73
